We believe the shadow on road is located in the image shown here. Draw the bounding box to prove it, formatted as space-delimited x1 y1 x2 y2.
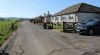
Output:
0 52 9 55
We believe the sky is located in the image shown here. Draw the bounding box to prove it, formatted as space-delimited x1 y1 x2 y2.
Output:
0 0 100 18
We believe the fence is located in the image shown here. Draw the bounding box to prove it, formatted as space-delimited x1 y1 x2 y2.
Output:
63 22 77 32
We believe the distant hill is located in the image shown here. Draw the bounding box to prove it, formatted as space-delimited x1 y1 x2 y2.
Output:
0 17 5 21
0 17 30 21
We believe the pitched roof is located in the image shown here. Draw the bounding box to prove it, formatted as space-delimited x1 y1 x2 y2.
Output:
54 3 100 16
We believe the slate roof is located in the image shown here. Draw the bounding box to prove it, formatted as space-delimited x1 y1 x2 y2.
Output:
54 3 100 16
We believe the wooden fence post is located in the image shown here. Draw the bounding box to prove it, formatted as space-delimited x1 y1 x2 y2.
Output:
63 22 65 31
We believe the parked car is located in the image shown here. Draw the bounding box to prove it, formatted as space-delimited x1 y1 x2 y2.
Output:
75 19 100 35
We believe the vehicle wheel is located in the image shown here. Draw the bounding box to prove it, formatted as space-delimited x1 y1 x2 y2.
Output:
89 29 94 35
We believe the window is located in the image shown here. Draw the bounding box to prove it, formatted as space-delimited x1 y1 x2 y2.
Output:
69 16 73 19
55 17 59 20
61 16 65 20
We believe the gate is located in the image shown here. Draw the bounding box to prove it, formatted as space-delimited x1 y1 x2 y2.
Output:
63 22 77 32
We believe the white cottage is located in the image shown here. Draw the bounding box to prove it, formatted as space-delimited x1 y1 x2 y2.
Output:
52 3 100 23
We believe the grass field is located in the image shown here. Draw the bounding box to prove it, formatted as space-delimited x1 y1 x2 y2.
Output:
0 20 18 45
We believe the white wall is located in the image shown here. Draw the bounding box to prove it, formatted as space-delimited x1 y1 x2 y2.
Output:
77 13 100 23
52 13 100 23
62 13 78 22
44 16 52 23
51 16 61 23
52 13 78 23
57 16 61 23
51 17 55 23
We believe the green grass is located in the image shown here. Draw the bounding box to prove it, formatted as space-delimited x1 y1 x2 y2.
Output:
48 23 63 29
0 20 18 45
53 23 63 29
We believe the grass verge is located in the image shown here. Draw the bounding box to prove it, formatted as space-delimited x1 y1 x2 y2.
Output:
0 20 19 46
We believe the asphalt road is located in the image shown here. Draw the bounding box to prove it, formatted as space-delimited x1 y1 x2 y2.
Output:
10 21 83 55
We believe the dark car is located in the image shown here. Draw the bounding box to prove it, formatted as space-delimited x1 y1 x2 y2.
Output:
75 19 100 35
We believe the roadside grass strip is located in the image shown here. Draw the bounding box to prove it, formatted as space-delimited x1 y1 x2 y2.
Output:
0 20 18 46
48 23 63 29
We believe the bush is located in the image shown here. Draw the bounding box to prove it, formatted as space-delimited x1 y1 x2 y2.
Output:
48 25 53 29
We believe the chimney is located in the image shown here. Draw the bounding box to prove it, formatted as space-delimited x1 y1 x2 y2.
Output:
47 11 50 15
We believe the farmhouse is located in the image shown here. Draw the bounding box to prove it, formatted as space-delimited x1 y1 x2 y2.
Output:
52 3 100 23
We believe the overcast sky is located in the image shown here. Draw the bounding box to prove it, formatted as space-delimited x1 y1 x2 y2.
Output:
0 0 100 18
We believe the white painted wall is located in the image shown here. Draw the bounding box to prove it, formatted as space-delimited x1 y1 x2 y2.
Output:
51 16 61 23
62 13 78 22
44 16 52 23
52 13 78 23
52 13 100 23
57 16 61 23
51 16 56 23
51 16 55 23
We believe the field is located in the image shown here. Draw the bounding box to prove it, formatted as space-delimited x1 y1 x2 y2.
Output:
0 20 18 45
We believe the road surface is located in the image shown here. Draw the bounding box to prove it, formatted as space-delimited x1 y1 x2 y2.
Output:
10 21 83 55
